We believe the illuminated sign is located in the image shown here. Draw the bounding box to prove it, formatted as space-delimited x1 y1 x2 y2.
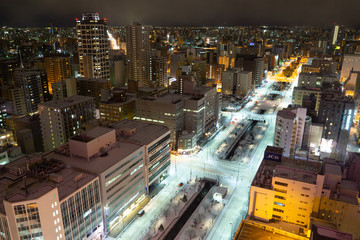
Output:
320 138 333 153
264 152 282 162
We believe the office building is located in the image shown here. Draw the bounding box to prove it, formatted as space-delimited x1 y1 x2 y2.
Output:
221 68 253 97
76 12 110 80
331 24 345 45
111 119 171 190
135 94 185 150
317 92 355 160
14 68 50 113
298 72 339 89
14 114 43 153
38 95 96 151
0 59 19 86
235 55 264 86
126 22 151 87
183 85 221 136
44 55 71 94
0 86 27 115
340 54 360 82
206 63 224 88
301 65 320 74
248 146 324 233
99 90 136 122
311 58 338 75
76 77 111 107
45 127 146 233
135 89 217 151
170 52 186 78
314 160 360 238
52 78 77 100
151 56 168 87
274 108 307 157
0 156 103 240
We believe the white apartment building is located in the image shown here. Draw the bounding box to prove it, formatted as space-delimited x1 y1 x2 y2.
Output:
38 95 96 151
274 107 307 157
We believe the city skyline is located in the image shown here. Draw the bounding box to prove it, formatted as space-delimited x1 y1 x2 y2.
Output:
1 6 360 240
1 0 360 27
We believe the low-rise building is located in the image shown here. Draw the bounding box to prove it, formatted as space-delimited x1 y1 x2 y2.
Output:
248 146 323 233
111 119 171 189
44 126 146 234
0 156 103 240
99 90 136 123
39 95 96 152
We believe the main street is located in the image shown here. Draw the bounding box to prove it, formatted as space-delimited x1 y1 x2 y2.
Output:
111 63 300 240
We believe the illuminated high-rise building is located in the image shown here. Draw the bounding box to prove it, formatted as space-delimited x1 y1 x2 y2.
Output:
331 24 345 46
44 54 71 94
14 68 50 113
317 92 354 161
38 95 96 151
126 22 151 88
76 12 110 80
151 56 168 87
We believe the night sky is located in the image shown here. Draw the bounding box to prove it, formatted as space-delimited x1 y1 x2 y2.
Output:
1 0 359 27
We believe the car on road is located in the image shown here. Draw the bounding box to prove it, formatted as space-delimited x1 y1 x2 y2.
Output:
178 182 184 187
137 209 145 217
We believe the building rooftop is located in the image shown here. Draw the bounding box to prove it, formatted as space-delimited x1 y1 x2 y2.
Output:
100 97 135 106
141 93 187 104
111 119 170 146
0 156 97 214
274 165 317 184
311 224 353 240
44 142 143 175
39 95 94 109
76 77 110 83
277 109 296 120
299 72 338 78
320 92 354 103
252 155 321 189
81 126 114 140
324 163 342 176
233 220 305 240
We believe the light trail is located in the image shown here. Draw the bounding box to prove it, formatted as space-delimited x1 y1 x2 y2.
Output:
107 30 120 50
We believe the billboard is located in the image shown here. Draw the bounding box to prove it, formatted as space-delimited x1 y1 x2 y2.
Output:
264 152 282 162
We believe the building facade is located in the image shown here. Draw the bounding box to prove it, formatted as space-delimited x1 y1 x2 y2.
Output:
38 95 96 151
44 55 71 94
274 108 307 157
126 22 151 88
76 12 110 80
